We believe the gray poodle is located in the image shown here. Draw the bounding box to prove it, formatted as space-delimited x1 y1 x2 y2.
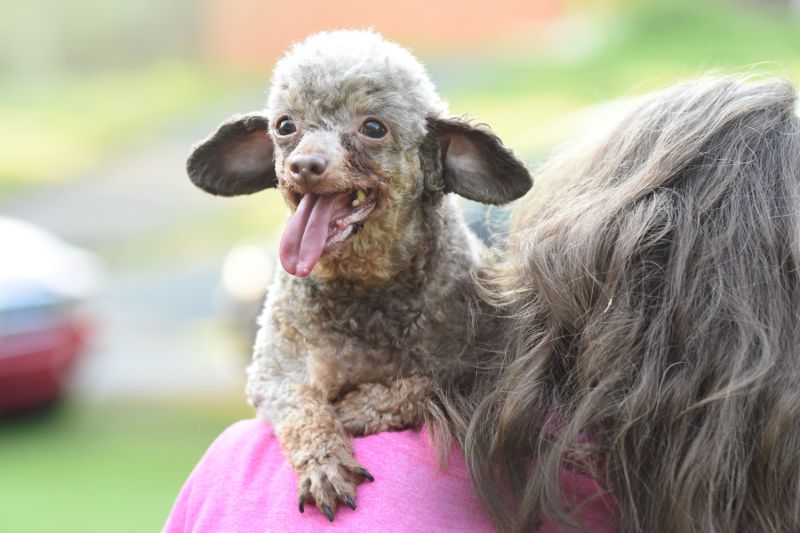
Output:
186 29 531 521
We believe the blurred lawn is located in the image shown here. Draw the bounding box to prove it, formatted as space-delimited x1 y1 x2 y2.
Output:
443 0 800 158
0 62 259 193
0 399 251 533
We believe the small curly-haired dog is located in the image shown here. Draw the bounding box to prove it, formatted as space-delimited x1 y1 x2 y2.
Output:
186 29 532 521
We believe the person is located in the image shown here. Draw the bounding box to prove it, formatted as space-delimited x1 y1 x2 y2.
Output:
439 75 800 532
165 76 800 532
163 420 614 532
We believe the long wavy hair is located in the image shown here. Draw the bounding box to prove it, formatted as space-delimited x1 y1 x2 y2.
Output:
436 76 800 532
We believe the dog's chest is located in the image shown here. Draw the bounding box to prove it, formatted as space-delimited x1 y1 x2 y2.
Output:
278 285 435 389
300 291 428 352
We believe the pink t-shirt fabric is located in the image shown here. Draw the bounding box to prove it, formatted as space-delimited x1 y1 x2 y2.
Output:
163 419 616 532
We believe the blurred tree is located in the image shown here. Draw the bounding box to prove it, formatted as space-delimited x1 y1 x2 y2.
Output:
0 0 204 81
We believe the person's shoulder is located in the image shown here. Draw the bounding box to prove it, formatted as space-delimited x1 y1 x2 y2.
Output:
167 421 615 532
163 419 293 533
213 418 273 446
199 418 276 466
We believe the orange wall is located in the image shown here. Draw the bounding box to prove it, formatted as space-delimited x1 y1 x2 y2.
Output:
203 0 563 67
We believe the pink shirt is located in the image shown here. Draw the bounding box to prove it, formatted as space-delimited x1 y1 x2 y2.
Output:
164 419 615 532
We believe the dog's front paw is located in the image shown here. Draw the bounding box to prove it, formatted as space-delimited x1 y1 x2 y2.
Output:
333 378 430 437
297 455 375 521
334 401 369 436
339 416 369 436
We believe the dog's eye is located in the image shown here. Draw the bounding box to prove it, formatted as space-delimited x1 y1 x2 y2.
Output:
276 117 296 136
360 119 387 139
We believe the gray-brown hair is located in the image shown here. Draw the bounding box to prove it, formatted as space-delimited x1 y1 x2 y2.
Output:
439 76 800 532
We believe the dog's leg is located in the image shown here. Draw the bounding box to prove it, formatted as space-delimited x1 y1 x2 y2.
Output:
333 375 431 436
268 384 374 520
248 345 373 519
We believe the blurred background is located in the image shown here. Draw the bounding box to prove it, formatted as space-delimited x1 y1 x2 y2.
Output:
0 0 797 531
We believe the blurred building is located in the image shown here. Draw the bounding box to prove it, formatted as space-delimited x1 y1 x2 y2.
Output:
1 0 565 79
202 0 564 67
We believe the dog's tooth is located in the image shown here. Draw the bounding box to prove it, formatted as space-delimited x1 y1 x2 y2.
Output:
352 189 366 207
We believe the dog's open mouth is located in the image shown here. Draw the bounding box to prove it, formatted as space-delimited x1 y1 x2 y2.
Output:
279 188 377 277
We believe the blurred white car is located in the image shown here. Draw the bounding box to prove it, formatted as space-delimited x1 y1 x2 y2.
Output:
0 216 103 412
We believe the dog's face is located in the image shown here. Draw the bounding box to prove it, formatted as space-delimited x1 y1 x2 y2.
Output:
187 30 532 281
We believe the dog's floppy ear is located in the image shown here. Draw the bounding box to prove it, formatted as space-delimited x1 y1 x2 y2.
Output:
424 116 532 205
187 113 277 196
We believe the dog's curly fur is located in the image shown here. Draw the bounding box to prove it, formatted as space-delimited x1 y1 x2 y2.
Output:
186 29 532 520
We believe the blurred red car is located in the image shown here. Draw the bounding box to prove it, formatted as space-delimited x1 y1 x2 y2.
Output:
0 217 102 413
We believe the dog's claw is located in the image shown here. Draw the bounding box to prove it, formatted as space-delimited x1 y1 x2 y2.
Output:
323 504 334 522
297 459 368 520
358 467 375 482
343 494 356 510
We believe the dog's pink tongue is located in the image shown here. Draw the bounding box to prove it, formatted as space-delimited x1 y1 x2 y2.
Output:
279 193 337 277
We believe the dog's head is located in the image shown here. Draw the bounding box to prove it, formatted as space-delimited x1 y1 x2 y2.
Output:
187 30 532 280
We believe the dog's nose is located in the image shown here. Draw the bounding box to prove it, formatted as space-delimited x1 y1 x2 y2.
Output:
288 154 328 189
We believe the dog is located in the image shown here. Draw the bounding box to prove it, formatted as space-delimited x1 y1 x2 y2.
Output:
186 29 532 521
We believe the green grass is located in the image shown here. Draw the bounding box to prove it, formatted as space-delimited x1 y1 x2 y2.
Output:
0 399 250 533
445 0 799 100
438 0 799 158
0 62 260 193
